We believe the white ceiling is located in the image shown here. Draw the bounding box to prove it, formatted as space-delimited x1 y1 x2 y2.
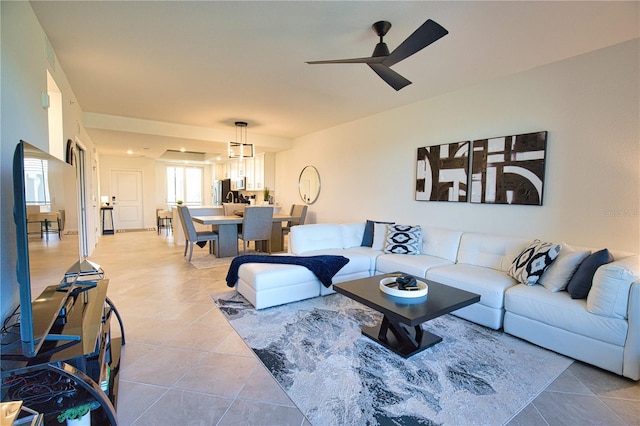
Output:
30 1 639 160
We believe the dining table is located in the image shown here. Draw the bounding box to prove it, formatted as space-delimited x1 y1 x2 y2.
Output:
191 213 300 258
28 211 62 240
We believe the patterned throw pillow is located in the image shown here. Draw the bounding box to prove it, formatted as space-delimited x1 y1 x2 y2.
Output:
383 224 422 255
508 240 562 285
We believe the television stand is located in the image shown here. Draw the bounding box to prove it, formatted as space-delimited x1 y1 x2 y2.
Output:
0 280 123 425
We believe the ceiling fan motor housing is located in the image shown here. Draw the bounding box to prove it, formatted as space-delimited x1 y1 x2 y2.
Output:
372 43 390 57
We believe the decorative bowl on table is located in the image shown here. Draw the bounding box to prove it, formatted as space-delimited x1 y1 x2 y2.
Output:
379 277 428 298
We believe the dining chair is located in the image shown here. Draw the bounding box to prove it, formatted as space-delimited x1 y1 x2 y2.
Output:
177 205 219 261
156 209 173 235
281 204 308 248
238 206 274 254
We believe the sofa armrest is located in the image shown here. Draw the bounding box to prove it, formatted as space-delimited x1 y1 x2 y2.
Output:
623 280 640 380
587 255 640 319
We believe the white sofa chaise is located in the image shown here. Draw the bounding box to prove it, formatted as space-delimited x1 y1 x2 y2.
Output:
236 223 376 308
233 222 640 380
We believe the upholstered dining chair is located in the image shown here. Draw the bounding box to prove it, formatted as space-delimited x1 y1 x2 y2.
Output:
238 206 274 254
281 204 308 248
177 205 219 261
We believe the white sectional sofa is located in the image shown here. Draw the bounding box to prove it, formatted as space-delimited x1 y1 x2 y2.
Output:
234 222 640 380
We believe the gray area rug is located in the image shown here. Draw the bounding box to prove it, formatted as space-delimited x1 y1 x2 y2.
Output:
212 292 572 426
189 248 263 269
190 254 233 270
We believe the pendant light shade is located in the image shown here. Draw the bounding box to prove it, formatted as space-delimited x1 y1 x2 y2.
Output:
228 121 254 159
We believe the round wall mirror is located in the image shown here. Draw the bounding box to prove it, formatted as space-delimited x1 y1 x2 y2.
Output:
298 166 321 204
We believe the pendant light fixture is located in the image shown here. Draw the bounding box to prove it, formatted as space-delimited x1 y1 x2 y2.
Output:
228 121 254 159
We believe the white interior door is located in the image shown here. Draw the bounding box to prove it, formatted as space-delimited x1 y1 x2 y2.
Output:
110 169 144 230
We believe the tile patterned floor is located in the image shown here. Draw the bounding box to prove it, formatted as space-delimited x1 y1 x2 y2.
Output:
85 231 638 426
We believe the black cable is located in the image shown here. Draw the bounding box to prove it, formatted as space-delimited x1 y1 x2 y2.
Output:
2 370 77 406
1 305 20 334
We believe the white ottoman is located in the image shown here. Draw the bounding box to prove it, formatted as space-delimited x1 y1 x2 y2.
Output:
236 263 324 309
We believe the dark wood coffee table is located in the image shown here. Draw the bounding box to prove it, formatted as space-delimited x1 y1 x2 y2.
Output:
333 272 480 358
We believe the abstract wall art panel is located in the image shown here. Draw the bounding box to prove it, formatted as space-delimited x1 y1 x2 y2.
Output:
470 131 547 205
416 141 470 202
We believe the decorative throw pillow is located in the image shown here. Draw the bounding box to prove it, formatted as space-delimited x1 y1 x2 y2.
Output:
508 240 562 285
538 243 591 292
371 223 390 251
566 248 613 299
361 220 394 247
383 224 422 255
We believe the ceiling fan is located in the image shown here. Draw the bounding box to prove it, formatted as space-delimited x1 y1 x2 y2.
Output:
306 19 448 91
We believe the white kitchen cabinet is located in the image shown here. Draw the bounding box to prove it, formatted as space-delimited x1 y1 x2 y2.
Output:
219 162 230 179
245 157 256 190
253 152 275 191
229 161 239 180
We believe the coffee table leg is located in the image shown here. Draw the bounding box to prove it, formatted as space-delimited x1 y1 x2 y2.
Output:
363 315 442 358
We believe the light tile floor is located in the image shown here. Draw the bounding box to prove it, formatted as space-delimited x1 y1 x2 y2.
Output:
87 230 638 426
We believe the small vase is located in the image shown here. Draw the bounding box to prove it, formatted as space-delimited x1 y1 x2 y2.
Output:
67 412 91 426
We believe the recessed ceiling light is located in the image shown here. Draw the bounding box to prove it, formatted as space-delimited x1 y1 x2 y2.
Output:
180 148 186 152
127 149 133 155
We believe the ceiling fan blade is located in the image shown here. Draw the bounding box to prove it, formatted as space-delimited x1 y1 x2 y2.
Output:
368 63 412 91
306 56 385 65
383 19 448 67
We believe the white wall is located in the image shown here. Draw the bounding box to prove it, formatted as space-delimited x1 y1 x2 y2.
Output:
276 39 640 253
1 2 101 318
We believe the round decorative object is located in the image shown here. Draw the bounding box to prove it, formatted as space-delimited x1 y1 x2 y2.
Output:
379 277 428 298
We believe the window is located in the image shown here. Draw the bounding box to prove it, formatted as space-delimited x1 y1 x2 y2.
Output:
166 166 203 205
24 158 50 209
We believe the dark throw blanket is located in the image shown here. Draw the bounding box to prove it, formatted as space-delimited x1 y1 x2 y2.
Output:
226 255 350 288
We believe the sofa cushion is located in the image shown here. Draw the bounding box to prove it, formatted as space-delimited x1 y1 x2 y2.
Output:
587 255 639 319
505 284 628 346
538 244 591 292
340 222 365 249
383 224 422 255
376 253 453 278
567 248 614 299
457 233 530 272
343 246 383 272
361 220 394 247
508 240 562 285
238 263 319 291
426 264 517 309
421 227 463 263
290 224 343 254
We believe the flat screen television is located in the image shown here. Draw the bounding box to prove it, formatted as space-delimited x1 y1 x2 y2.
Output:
11 140 84 357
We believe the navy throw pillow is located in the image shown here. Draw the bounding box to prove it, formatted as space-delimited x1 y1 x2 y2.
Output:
361 220 394 247
566 248 613 299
